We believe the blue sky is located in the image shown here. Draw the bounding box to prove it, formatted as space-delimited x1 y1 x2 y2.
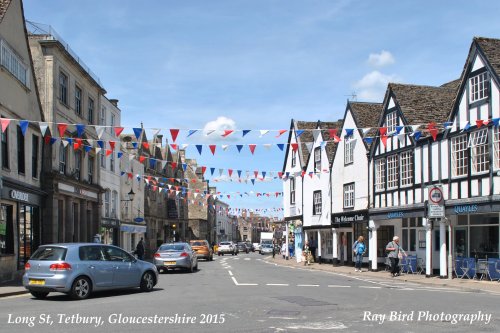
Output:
23 0 500 217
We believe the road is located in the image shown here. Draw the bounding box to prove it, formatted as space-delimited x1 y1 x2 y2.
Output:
1 252 498 332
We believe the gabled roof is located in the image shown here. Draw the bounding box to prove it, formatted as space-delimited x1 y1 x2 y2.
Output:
0 0 11 23
388 83 456 126
319 120 343 167
295 121 318 167
348 101 382 149
475 37 500 77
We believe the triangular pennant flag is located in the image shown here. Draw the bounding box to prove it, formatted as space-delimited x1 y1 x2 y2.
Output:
237 170 242 178
277 143 284 151
379 127 387 137
242 130 251 137
210 167 215 176
66 138 73 146
361 128 371 136
128 154 135 161
76 124 85 137
133 128 143 140
132 142 138 149
221 145 229 151
381 134 388 148
443 122 453 129
251 179 255 185
139 156 146 164
236 145 243 153
114 127 124 136
291 143 299 152
50 137 57 145
254 170 259 178
395 126 404 134
142 142 149 150
57 123 68 137
109 141 116 150
397 133 406 145
296 130 305 137
170 129 180 142
363 137 374 145
196 145 203 155
106 149 113 157
171 162 177 170
428 123 438 141
263 144 272 150
187 129 197 137
259 130 270 137
97 140 104 149
345 128 354 137
201 166 207 175
228 169 233 177
19 120 29 136
221 130 234 137
328 129 337 139
219 169 224 176
149 159 157 168
205 129 215 136
39 122 49 137
413 131 422 141
410 125 421 133
84 145 92 153
476 120 484 128
117 152 123 159
248 144 256 154
461 121 471 132
95 126 105 139
96 147 102 154
276 130 287 137
170 144 178 151
305 142 313 153
209 145 216 155
262 171 266 178
182 163 187 171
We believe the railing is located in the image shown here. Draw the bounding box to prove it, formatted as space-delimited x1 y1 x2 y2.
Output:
25 20 102 87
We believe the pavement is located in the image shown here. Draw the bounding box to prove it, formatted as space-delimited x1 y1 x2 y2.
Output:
2 255 500 298
267 255 500 294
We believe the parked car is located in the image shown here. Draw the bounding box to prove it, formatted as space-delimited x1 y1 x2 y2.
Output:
22 243 158 300
253 243 261 251
260 243 274 255
237 242 249 253
245 242 255 252
189 240 213 261
218 241 238 256
154 243 198 273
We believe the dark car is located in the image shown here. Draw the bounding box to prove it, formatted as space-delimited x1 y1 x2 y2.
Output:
245 242 255 252
237 242 249 253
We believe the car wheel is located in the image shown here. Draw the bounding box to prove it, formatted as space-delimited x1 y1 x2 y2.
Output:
194 262 198 271
30 291 49 299
140 271 155 292
70 276 91 300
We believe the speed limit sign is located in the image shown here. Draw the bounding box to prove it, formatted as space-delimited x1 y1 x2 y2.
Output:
428 185 445 218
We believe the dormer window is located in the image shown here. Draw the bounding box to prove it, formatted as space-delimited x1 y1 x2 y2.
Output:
469 72 489 103
291 149 297 167
386 111 397 133
314 147 321 171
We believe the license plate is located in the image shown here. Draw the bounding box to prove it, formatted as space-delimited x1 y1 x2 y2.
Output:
165 261 176 265
29 279 45 285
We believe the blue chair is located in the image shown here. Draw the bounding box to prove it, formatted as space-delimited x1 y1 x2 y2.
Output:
487 259 500 282
460 257 476 279
454 257 465 278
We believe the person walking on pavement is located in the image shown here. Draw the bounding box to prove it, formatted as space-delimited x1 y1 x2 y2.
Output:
135 237 145 260
386 236 406 277
309 236 317 263
353 236 366 272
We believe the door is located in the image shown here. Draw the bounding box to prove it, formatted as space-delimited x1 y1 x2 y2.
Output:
79 246 113 288
454 227 467 258
103 246 141 287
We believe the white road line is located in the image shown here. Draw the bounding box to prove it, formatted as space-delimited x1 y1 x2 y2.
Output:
231 277 239 285
359 286 382 289
244 258 251 261
269 317 295 320
266 283 289 286
237 283 259 286
297 284 319 287
328 285 351 288
228 271 233 276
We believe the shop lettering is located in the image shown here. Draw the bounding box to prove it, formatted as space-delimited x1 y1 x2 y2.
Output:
454 205 478 214
387 212 404 219
9 190 29 202
334 215 366 223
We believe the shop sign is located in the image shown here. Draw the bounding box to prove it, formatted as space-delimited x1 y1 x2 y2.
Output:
101 218 119 227
453 204 478 214
387 211 404 219
333 213 367 224
10 190 29 202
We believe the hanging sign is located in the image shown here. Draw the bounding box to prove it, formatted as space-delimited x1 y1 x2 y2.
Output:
427 184 445 218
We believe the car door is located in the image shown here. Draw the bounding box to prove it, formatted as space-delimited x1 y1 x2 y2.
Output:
79 246 113 288
103 246 142 287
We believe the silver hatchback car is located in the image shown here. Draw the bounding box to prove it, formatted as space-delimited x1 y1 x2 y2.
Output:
23 243 159 300
154 243 198 273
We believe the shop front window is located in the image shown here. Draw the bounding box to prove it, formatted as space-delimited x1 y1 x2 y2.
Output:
470 226 499 259
0 205 13 255
18 205 39 269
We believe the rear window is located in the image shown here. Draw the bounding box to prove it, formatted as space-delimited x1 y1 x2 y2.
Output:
220 242 230 245
190 241 204 246
31 247 67 261
159 244 185 251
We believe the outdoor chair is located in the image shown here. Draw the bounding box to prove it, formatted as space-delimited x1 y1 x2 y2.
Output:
454 257 466 278
476 259 489 280
459 257 476 279
496 260 500 283
417 258 425 274
487 259 500 282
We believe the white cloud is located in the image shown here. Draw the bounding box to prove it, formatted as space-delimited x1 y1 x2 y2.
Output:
354 70 401 102
201 116 238 142
367 50 395 67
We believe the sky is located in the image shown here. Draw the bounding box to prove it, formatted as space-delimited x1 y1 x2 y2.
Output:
22 0 500 218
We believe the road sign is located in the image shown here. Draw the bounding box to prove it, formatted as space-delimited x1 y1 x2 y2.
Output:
427 185 445 218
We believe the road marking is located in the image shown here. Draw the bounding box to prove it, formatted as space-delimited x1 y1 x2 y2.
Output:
269 317 295 320
359 286 381 289
328 285 351 288
0 294 29 300
230 276 258 286
297 284 319 287
266 283 289 286
228 271 233 276
244 258 251 261
231 277 238 285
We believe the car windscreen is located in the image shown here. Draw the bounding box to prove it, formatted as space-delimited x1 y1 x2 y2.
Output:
159 244 185 251
190 242 204 246
220 242 231 245
30 247 67 260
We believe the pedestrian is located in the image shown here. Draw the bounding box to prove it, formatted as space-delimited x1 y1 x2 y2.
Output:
303 241 311 265
281 242 287 259
309 236 317 263
135 237 145 260
386 236 406 277
353 236 366 272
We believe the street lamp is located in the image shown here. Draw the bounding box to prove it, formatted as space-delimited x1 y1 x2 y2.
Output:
121 189 135 202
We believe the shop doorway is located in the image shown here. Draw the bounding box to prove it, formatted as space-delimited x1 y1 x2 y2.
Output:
455 227 467 258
